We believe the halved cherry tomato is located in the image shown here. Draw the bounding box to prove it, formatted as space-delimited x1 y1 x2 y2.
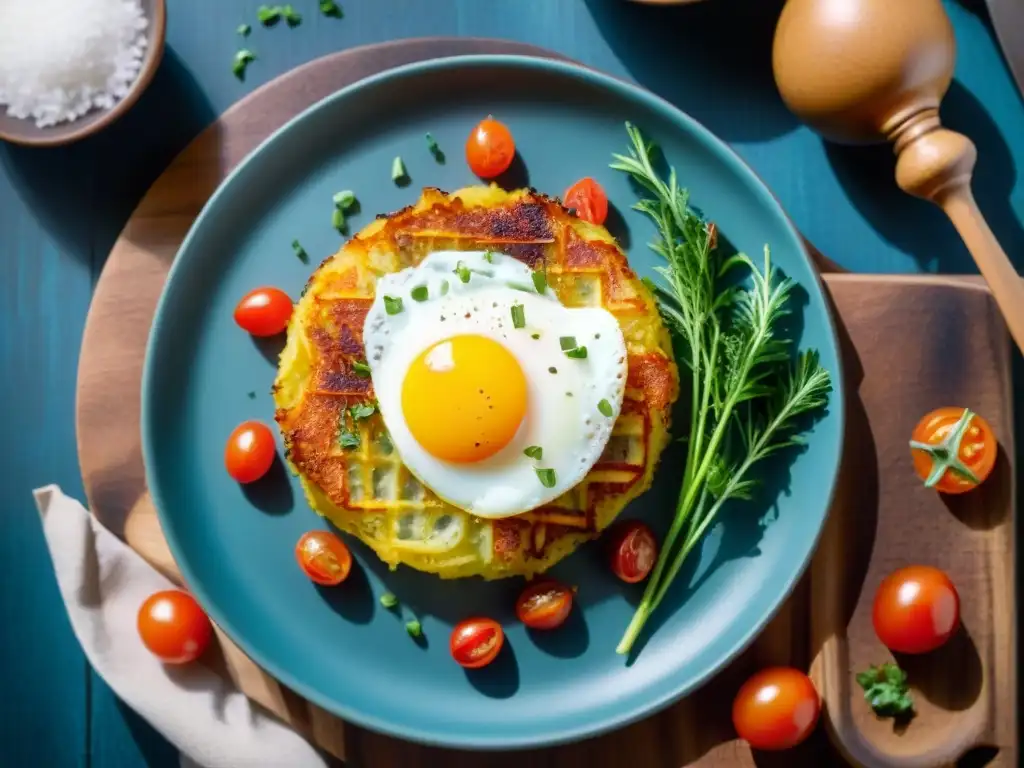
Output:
465 117 515 178
516 579 574 630
608 520 658 583
910 407 996 494
295 530 352 586
234 287 293 337
872 565 959 654
137 589 212 664
450 617 504 669
564 177 609 225
732 667 820 751
224 420 276 483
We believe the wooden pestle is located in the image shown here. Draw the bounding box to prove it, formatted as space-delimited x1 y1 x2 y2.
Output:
772 0 1024 351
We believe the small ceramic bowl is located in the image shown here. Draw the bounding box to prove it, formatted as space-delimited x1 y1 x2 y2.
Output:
0 0 166 147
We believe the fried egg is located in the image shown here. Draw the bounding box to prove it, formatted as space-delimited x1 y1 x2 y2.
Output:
363 250 627 518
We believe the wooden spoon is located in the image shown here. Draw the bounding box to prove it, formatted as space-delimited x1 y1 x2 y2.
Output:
772 0 1024 351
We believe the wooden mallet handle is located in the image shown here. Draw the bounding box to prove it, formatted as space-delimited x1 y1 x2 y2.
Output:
893 116 1024 351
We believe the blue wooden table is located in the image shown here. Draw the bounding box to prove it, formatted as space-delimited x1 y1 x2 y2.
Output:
1 1 1021 765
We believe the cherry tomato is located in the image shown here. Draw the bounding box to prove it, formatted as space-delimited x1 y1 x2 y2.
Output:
732 667 820 751
910 407 996 494
608 520 658 583
295 531 353 586
872 565 960 654
224 420 276 483
450 617 504 669
233 287 293 337
137 589 213 664
516 579 574 630
465 117 515 178
564 177 609 225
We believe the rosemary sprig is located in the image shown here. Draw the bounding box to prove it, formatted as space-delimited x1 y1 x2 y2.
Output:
610 123 832 655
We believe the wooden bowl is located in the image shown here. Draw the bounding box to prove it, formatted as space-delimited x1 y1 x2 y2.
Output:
0 0 166 147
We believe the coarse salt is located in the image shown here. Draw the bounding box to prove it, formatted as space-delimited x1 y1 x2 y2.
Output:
0 0 149 128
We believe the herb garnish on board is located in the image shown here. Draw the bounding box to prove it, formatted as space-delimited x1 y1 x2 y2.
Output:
610 123 832 655
857 663 915 719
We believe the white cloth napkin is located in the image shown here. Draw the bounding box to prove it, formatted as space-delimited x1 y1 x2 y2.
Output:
33 484 331 768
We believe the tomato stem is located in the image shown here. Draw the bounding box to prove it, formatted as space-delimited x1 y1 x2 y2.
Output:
909 408 980 487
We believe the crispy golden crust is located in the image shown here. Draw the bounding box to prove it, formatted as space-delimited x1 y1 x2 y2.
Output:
274 186 678 579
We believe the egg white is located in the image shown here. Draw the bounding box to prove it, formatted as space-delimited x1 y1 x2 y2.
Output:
363 250 627 519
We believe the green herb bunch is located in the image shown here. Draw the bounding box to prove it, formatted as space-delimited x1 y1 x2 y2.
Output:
610 123 832 655
857 663 914 718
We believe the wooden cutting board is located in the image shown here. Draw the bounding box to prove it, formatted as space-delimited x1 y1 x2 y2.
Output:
75 39 1017 767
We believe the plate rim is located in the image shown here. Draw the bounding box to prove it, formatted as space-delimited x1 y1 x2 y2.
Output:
141 52 846 749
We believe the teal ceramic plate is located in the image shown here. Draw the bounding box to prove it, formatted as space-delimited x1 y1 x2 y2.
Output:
143 55 844 749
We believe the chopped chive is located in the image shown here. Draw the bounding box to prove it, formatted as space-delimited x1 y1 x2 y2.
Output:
483 251 494 263
565 346 588 359
338 429 360 449
566 391 573 397
410 285 429 302
508 281 534 293
598 399 613 417
532 270 547 293
510 303 525 329
379 592 398 609
352 361 371 377
531 332 540 340
391 156 407 183
256 5 280 25
350 402 376 420
440 279 450 296
247 390 257 399
425 133 445 163
333 190 357 210
232 49 256 80
454 261 471 283
237 23 251 36
523 446 543 460
548 366 557 374
291 239 308 262
535 468 557 488
405 620 422 638
559 336 578 351
282 4 302 26
331 207 346 233
383 295 403 315
319 0 343 18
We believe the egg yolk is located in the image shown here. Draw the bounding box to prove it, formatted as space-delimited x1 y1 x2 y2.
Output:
401 335 527 463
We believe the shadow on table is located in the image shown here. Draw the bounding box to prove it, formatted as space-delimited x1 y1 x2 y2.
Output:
583 0 796 143
823 79 1024 274
0 46 215 273
953 0 996 34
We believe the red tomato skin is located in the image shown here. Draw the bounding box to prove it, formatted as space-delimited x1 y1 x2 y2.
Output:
564 177 609 225
233 287 293 337
608 520 658 583
137 590 213 664
295 531 353 586
465 117 515 178
224 421 276 484
872 565 960 654
732 667 820 751
515 580 574 630
910 407 997 494
450 618 504 669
